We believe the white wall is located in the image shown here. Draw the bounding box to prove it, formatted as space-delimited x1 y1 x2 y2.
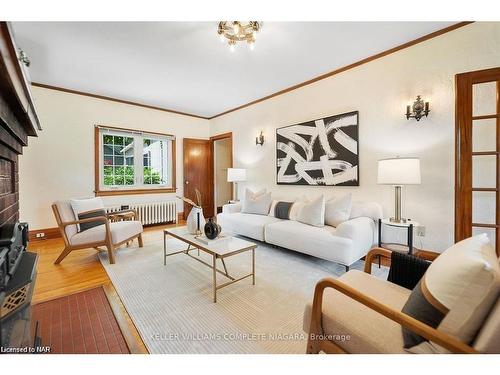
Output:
209 22 500 252
19 86 210 229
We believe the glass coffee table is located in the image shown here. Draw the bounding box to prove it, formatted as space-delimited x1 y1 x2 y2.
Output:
163 227 257 302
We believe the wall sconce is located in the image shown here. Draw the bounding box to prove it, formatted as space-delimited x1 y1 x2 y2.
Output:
255 131 264 146
405 95 430 121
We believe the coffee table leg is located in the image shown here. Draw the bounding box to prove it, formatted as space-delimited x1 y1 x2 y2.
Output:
213 254 217 303
252 248 255 285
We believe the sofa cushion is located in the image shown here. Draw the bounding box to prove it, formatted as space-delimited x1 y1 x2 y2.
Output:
70 220 143 246
402 234 499 349
303 270 410 353
241 189 272 215
217 212 282 241
297 195 325 227
325 193 352 227
265 220 361 265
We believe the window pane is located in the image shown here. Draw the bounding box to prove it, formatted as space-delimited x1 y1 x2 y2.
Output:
114 145 124 155
125 176 134 185
143 138 168 185
114 166 124 175
104 166 113 175
114 136 124 145
114 156 124 165
104 175 113 185
126 156 134 166
125 166 134 175
114 175 124 185
103 135 113 145
104 156 113 166
103 144 113 155
124 137 133 146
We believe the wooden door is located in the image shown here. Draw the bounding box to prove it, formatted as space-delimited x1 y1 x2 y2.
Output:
183 138 213 220
455 67 500 255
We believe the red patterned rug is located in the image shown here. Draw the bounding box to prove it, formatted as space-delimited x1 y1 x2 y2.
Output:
32 286 130 354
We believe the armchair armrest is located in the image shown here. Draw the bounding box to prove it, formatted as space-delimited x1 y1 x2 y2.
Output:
61 216 109 228
308 277 477 354
222 203 242 214
106 209 138 219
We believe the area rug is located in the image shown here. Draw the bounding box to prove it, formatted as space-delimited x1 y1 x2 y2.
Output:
32 287 129 354
99 233 388 354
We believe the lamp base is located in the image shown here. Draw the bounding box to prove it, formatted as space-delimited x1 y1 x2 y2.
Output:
390 217 408 224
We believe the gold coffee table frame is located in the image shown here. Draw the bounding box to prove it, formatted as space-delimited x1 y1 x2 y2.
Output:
163 228 257 302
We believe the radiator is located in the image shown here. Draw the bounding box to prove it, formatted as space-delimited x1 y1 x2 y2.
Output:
106 201 177 225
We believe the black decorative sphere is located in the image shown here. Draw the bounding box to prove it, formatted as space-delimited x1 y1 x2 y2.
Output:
204 218 221 240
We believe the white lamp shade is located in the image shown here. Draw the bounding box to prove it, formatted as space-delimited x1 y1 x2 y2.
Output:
377 158 421 185
227 168 247 182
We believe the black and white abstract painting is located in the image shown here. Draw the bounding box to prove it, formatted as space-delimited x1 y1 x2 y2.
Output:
276 111 359 186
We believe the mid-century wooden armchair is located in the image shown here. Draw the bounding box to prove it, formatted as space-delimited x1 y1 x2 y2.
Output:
304 247 498 354
52 200 144 265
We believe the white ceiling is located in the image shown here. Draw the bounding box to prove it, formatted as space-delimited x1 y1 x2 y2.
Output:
12 22 455 118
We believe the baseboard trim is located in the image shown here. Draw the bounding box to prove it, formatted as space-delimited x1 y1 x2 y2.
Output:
29 227 61 242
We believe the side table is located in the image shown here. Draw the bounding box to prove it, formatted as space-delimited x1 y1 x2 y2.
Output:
378 218 420 255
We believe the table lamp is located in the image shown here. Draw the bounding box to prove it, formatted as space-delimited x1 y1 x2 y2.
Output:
227 168 246 202
377 157 421 223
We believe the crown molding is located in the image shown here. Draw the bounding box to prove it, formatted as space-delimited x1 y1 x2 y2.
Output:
31 82 211 120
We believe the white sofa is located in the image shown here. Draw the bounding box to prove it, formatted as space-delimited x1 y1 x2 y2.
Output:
217 201 382 269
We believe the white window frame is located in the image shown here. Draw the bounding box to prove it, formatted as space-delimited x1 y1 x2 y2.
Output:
97 126 175 192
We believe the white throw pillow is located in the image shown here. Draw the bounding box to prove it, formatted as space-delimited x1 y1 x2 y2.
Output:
403 234 500 351
325 193 352 227
297 195 325 227
241 189 272 215
70 197 105 231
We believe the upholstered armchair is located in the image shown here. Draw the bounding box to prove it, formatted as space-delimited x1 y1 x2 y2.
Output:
52 199 144 264
304 245 500 354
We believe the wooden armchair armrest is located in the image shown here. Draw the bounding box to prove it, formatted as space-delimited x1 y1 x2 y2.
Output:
308 277 476 354
364 247 392 274
61 216 109 228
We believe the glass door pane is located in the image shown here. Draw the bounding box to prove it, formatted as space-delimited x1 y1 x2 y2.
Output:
472 118 496 152
473 81 497 116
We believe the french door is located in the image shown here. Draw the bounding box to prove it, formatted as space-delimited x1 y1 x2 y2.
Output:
455 67 500 255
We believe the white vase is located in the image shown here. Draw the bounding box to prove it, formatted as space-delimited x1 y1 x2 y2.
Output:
186 206 206 234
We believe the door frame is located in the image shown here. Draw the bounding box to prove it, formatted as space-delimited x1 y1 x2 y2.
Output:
210 132 233 214
455 67 500 254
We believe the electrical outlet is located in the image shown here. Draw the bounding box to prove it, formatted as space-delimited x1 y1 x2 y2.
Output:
417 226 426 237
36 232 46 238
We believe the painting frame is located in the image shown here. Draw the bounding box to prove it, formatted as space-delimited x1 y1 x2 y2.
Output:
276 110 359 186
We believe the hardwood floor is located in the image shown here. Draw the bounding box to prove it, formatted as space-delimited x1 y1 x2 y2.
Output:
28 222 184 354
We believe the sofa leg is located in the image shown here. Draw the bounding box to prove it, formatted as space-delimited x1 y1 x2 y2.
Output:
345 265 350 272
138 233 144 247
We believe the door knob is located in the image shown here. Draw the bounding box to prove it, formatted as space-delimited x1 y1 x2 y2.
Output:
185 181 189 184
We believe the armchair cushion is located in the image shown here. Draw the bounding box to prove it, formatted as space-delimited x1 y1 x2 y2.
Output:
55 200 78 239
303 270 410 353
70 220 143 246
70 197 105 232
401 234 499 349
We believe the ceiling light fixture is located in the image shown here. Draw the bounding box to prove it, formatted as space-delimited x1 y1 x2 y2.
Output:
217 21 261 51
